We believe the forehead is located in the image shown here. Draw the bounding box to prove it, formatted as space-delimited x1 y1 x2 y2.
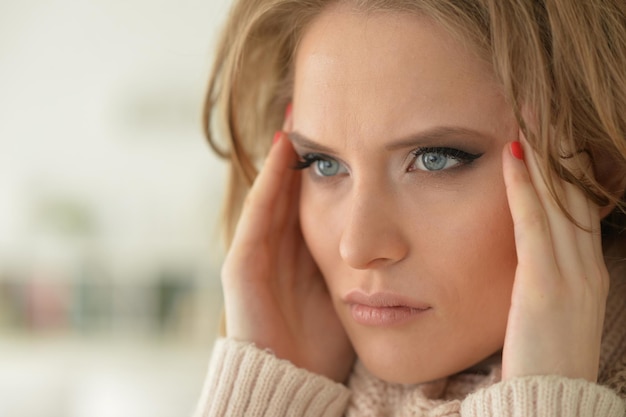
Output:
292 5 511 145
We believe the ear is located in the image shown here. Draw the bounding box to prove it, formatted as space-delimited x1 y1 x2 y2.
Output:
593 147 626 219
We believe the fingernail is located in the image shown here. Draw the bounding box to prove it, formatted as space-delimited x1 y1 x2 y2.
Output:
273 131 282 145
285 102 293 119
510 141 524 160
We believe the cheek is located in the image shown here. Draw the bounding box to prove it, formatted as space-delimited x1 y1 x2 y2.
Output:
426 177 517 312
299 179 341 274
299 166 518 301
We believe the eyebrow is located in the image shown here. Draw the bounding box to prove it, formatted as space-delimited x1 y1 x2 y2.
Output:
288 126 490 153
288 131 335 153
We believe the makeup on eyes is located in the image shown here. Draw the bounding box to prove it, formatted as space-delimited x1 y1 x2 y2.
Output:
408 147 483 172
293 153 347 177
293 154 324 171
288 126 491 179
294 146 483 178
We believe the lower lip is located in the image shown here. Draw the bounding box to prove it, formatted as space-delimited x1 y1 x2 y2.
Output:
349 304 431 326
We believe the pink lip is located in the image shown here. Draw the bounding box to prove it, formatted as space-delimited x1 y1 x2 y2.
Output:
343 291 432 326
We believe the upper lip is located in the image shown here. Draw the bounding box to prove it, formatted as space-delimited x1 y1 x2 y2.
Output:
343 290 431 310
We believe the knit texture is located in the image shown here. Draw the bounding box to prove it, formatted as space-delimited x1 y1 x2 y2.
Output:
461 376 624 417
195 253 626 416
193 338 351 417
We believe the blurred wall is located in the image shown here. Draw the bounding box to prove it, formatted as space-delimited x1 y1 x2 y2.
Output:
0 0 233 416
0 0 230 333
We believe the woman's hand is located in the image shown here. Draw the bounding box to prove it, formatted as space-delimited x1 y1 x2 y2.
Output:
501 132 609 382
220 127 355 383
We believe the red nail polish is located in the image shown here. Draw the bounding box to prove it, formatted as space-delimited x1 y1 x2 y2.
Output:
511 141 524 160
285 103 293 119
273 131 282 145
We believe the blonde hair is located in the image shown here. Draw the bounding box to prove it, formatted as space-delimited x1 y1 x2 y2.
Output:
204 0 626 243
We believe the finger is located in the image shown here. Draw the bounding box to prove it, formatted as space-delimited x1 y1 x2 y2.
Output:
560 163 607 291
544 139 605 288
276 170 304 290
502 142 559 281
563 178 601 255
519 132 583 280
558 150 603 260
271 141 299 231
557 139 595 227
270 103 297 239
272 154 302 254
233 132 297 246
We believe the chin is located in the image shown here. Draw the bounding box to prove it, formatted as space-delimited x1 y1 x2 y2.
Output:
352 333 504 385
357 348 453 385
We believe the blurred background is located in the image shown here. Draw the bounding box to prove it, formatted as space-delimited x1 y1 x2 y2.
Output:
0 0 233 415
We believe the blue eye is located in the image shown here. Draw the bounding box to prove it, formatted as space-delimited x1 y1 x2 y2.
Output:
314 159 341 176
410 147 482 172
420 152 450 171
294 154 346 177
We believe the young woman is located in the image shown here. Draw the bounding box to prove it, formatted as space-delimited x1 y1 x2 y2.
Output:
195 0 626 415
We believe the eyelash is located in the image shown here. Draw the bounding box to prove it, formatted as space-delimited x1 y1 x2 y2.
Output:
293 154 330 171
410 147 483 167
293 147 482 173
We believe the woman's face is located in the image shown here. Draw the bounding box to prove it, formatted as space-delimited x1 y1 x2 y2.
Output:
292 5 519 384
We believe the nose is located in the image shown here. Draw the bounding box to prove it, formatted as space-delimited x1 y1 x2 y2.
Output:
339 187 409 270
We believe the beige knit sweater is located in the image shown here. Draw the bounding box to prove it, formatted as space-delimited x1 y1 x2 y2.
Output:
194 255 626 416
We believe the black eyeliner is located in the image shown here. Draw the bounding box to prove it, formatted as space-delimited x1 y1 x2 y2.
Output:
412 147 483 164
293 153 326 171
